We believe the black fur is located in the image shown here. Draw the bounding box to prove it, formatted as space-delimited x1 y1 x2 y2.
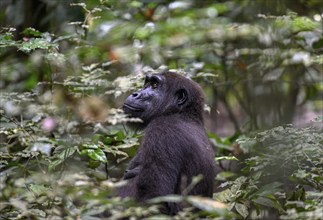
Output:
119 72 216 215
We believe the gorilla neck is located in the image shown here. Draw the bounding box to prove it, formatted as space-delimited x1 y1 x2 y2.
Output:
126 112 203 131
150 113 204 127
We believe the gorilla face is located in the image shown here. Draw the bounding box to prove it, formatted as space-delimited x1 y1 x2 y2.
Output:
123 73 188 123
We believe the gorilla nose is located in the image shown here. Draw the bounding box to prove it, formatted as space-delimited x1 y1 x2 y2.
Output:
130 91 149 101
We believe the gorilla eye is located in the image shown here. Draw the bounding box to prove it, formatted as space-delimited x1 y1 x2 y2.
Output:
151 82 158 89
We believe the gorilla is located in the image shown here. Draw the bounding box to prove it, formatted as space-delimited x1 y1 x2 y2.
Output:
119 71 216 215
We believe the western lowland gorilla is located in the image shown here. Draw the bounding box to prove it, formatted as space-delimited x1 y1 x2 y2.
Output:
119 71 216 215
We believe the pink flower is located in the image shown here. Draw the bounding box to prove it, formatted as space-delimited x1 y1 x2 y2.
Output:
42 117 56 132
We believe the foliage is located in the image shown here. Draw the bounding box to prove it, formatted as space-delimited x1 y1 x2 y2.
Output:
215 125 323 219
0 0 322 219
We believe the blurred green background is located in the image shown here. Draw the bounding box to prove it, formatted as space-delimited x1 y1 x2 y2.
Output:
0 0 322 219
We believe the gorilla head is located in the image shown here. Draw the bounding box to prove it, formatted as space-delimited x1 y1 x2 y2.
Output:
123 72 204 125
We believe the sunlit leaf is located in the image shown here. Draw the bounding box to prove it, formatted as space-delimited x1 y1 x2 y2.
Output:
235 202 249 219
187 196 227 214
215 156 238 161
81 148 107 163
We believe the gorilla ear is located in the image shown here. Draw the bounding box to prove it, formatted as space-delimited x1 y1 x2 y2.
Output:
176 89 188 105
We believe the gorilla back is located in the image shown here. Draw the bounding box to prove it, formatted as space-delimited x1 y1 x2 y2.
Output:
120 72 216 215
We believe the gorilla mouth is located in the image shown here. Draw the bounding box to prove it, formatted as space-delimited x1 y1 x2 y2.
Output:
123 104 144 112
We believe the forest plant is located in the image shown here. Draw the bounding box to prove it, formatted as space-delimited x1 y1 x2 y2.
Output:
215 124 323 219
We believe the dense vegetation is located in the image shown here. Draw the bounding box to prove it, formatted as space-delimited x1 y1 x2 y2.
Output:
0 0 322 219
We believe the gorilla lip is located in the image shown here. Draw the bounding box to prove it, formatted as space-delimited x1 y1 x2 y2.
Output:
123 103 144 112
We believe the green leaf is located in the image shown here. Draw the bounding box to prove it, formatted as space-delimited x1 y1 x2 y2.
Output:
312 38 323 49
236 137 257 153
29 209 46 217
57 146 77 159
0 33 19 47
195 72 218 78
81 148 107 163
116 138 138 149
255 182 283 197
22 28 42 37
114 131 126 141
149 195 183 203
212 3 229 15
235 202 249 219
253 196 281 210
25 73 38 90
1 32 14 40
88 159 101 169
275 16 319 33
19 38 56 53
215 156 238 161
48 159 63 171
28 184 49 196
209 136 233 151
186 196 228 215
49 146 77 171
214 188 233 203
292 17 319 32
135 27 151 40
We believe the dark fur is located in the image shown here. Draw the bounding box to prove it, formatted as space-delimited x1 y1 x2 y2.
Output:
119 72 216 215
